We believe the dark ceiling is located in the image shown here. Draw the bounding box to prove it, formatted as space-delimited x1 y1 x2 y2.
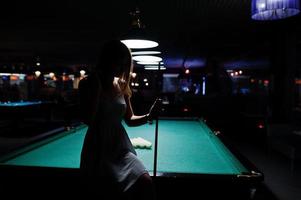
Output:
0 0 300 70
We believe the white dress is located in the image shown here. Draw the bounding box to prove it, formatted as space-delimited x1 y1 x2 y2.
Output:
80 91 148 192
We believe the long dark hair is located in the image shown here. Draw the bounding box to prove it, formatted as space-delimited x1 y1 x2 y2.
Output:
95 40 133 96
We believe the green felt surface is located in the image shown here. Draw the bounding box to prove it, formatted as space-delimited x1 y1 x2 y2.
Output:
2 119 248 175
0 101 42 107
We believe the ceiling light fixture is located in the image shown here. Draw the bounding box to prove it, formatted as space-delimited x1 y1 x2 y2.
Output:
133 55 163 62
144 65 166 70
80 70 86 77
252 0 300 20
137 61 164 65
131 51 161 56
121 8 159 49
35 71 41 77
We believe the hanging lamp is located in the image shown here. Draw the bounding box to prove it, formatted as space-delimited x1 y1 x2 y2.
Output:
252 0 300 20
121 8 159 49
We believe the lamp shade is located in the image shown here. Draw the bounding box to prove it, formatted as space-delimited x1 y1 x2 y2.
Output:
121 39 158 49
49 72 55 78
121 8 159 49
121 26 158 49
252 0 300 20
35 71 41 77
131 51 161 55
133 55 163 62
80 70 86 76
137 61 164 65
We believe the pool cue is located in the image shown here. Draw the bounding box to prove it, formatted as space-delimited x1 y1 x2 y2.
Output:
153 62 161 178
153 109 159 177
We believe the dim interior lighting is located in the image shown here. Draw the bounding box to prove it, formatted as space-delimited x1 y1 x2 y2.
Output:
0 73 11 76
163 74 179 78
251 0 300 20
259 3 266 9
258 123 265 129
80 70 86 76
251 78 256 83
183 108 189 112
144 66 166 70
202 77 206 96
131 72 137 78
19 74 26 80
10 75 19 81
62 74 69 81
68 74 75 81
137 61 158 65
137 61 164 65
121 8 159 49
35 71 41 77
49 72 55 78
121 39 158 49
133 55 162 62
131 51 161 55
295 79 301 85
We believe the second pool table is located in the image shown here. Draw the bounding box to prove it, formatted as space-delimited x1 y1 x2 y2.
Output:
0 100 53 123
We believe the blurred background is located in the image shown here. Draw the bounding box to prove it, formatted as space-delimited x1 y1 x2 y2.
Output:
0 1 300 199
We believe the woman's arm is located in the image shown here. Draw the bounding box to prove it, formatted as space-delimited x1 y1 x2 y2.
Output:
124 96 150 127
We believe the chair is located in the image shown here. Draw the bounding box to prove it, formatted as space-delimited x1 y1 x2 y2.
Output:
267 123 301 171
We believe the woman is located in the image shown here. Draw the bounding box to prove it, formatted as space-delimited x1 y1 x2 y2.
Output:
79 40 156 199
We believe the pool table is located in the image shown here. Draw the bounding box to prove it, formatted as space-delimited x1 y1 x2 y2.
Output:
0 101 44 107
0 118 263 198
0 100 53 124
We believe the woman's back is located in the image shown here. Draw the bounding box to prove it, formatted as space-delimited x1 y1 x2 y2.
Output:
78 74 100 126
80 75 136 175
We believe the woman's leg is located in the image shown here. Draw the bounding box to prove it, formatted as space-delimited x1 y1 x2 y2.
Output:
125 173 156 200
